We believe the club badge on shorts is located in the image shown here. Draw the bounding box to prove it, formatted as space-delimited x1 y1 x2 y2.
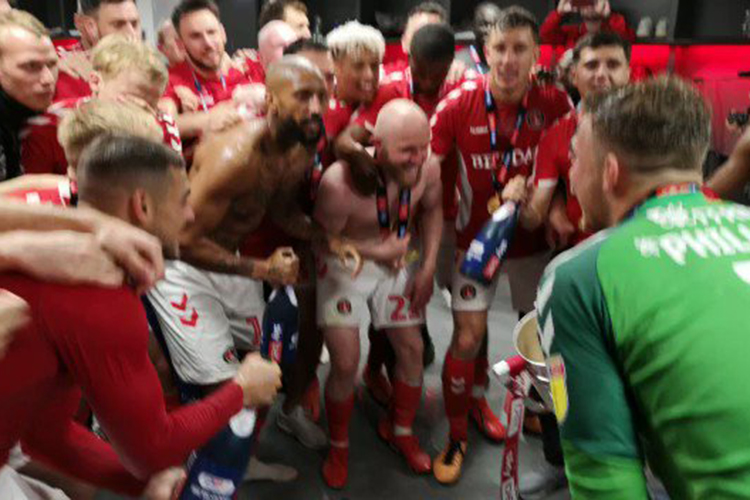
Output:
548 354 568 423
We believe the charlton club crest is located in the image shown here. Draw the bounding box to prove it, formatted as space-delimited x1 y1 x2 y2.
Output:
460 284 477 300
336 299 352 315
526 109 546 131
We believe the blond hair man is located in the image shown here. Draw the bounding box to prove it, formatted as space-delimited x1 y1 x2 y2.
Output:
21 35 180 177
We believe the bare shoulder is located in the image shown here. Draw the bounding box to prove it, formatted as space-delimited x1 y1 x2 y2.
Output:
191 119 267 186
423 155 442 185
319 161 355 198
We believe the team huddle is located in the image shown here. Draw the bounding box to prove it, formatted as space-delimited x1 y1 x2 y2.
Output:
1 0 750 498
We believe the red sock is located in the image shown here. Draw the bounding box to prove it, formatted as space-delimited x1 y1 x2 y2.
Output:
326 392 354 447
391 379 422 433
472 352 489 400
442 351 475 441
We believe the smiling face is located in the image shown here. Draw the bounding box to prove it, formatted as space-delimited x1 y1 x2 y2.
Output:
177 8 225 73
333 50 380 105
569 113 612 232
485 26 538 97
573 45 630 98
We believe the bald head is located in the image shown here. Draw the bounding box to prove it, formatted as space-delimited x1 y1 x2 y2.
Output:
373 99 431 188
265 55 327 147
374 99 429 145
258 20 297 68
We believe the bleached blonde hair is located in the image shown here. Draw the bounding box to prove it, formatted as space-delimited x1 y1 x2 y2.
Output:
91 34 168 92
58 99 162 165
326 20 385 62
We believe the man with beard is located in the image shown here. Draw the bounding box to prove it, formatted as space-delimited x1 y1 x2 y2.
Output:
0 135 283 498
148 56 355 480
55 0 142 101
0 10 58 181
533 76 750 498
428 7 573 484
315 100 443 488
513 31 631 497
159 0 251 144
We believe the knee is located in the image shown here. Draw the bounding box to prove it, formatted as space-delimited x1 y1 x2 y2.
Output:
330 353 358 380
394 336 423 366
453 328 482 358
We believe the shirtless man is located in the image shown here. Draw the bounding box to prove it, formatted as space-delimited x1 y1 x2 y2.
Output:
315 99 443 488
148 56 354 478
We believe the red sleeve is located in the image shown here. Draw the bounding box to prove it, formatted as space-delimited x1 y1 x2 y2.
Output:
354 84 401 130
53 72 92 103
22 388 145 496
540 10 568 45
604 13 636 42
430 93 459 158
20 121 67 176
534 125 564 188
39 285 244 478
552 90 574 123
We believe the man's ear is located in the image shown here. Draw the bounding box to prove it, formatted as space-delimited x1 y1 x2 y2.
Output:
129 188 152 227
602 151 622 196
89 71 102 93
74 14 98 47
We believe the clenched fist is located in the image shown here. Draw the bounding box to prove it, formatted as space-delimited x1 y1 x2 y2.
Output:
233 353 283 407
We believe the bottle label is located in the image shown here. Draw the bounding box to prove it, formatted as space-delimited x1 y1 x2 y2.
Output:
197 472 236 496
229 408 257 438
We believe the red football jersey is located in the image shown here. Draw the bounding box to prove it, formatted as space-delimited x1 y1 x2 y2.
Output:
21 98 183 176
235 49 266 84
430 75 573 255
20 98 81 176
163 61 250 113
533 111 589 246
3 179 76 207
53 42 93 102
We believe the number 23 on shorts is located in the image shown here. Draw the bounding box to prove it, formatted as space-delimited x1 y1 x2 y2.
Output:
388 295 421 322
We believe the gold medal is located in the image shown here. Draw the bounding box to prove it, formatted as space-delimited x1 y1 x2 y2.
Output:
487 194 501 214
405 249 420 264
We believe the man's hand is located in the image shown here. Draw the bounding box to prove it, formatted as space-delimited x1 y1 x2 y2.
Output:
445 59 468 85
233 352 283 407
173 86 201 113
208 101 243 132
545 200 576 250
501 175 528 204
142 467 186 500
597 0 611 18
93 217 165 293
233 84 266 115
558 0 573 14
329 237 363 278
263 247 299 286
378 233 411 270
0 290 30 359
348 144 379 196
406 265 435 313
5 230 124 287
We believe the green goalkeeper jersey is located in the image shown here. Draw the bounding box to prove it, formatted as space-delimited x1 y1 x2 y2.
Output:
536 189 750 499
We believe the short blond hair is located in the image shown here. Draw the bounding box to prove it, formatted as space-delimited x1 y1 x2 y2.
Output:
91 34 168 92
0 9 49 56
58 99 162 163
326 21 385 62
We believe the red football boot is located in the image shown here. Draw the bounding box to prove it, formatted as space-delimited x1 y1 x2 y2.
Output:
377 418 432 474
322 446 348 489
469 396 506 442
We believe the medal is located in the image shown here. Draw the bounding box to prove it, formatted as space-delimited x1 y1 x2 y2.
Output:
487 194 502 214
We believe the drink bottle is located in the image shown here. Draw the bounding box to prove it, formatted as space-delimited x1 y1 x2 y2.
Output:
460 201 519 285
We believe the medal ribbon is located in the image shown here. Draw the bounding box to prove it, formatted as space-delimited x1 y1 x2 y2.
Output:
192 70 227 113
626 182 701 220
376 173 411 239
485 78 528 193
309 152 323 202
